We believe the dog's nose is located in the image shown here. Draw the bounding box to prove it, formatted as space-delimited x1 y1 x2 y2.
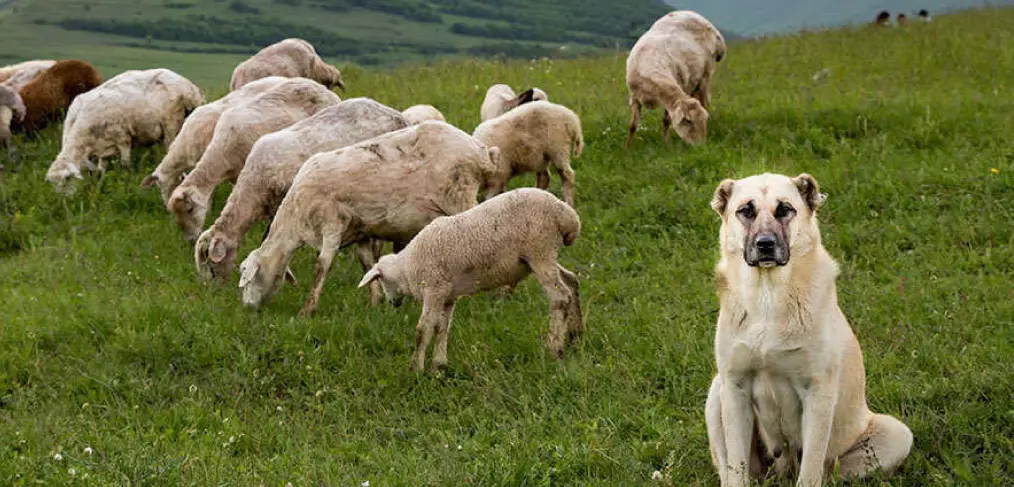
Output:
755 234 777 251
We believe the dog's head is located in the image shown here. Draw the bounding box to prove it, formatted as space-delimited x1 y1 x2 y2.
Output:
711 173 826 268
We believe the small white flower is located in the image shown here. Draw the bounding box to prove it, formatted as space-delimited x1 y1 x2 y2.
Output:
68 467 77 476
189 384 197 394
76 293 83 297
223 417 229 423
276 406 283 412
362 481 370 487
652 470 663 481
53 453 63 461
229 436 236 443
127 271 132 276
457 445 462 451
315 390 323 398
84 447 93 456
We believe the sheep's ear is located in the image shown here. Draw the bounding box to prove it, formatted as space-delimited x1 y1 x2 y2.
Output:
358 267 382 288
141 174 158 188
792 173 825 212
516 88 536 105
487 146 501 167
239 261 259 288
284 267 298 285
711 179 735 215
208 238 227 263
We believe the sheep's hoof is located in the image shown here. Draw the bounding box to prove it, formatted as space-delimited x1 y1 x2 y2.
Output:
298 303 317 317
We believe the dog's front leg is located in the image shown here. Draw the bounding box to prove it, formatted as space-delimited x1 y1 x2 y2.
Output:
796 379 838 487
720 373 754 486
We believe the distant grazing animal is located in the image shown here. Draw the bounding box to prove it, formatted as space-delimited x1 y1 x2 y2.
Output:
237 121 501 315
45 69 205 188
918 9 931 21
0 59 55 86
401 104 445 125
167 78 341 242
473 100 583 207
142 76 288 204
480 84 548 122
626 10 726 147
705 173 913 486
230 38 345 92
875 10 891 26
897 13 908 25
16 60 102 133
359 188 583 371
0 85 26 160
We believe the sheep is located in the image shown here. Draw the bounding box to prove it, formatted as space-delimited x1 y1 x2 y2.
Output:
237 121 501 315
45 68 205 188
473 100 583 207
401 104 445 125
141 76 288 204
919 9 931 21
167 78 341 242
230 38 345 92
625 10 726 147
875 10 891 26
479 84 548 122
357 188 583 371
0 85 26 160
16 60 102 133
897 13 908 26
194 97 409 284
0 60 55 85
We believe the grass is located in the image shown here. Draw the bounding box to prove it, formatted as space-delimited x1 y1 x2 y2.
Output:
2 7 1014 486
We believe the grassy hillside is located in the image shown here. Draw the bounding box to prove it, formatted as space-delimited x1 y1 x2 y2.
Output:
2 7 1014 485
0 0 669 74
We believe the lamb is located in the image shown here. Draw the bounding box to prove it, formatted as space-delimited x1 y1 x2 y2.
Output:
45 68 205 187
357 188 583 371
237 121 501 315
0 60 55 86
401 104 445 125
194 97 409 283
479 84 548 122
625 10 726 147
142 76 288 204
167 78 341 241
0 85 26 160
16 60 102 133
230 38 345 92
473 100 583 207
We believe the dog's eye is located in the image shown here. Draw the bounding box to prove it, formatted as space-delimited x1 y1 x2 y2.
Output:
736 203 756 219
775 202 795 219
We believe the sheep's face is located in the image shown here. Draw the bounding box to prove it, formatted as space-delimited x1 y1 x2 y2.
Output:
45 157 84 193
168 187 208 243
195 230 239 281
358 256 408 307
669 99 709 145
141 171 186 205
238 249 286 309
0 106 13 150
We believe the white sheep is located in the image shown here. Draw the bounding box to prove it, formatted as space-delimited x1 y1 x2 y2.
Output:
0 60 55 88
0 85 26 160
358 188 583 371
479 84 548 122
230 38 345 92
45 68 205 188
142 76 288 203
237 121 501 315
625 10 726 147
474 100 583 207
167 78 341 242
194 97 409 284
401 104 445 125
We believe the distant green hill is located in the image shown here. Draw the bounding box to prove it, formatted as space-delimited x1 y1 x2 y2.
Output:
0 0 670 77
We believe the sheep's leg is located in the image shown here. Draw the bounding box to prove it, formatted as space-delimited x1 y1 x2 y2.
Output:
625 100 641 149
696 75 712 110
355 240 383 306
662 110 673 145
118 142 132 167
552 161 576 208
557 264 584 343
536 170 550 190
412 296 443 371
529 260 574 359
371 239 384 260
430 300 457 371
300 227 345 316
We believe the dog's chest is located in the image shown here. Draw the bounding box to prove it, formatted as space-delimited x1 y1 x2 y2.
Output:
725 319 810 376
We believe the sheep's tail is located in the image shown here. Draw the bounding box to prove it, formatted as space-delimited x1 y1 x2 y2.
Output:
558 203 581 247
570 117 584 158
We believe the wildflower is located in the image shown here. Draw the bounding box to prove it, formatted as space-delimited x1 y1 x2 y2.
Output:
189 384 198 394
276 406 283 412
68 468 77 476
54 453 63 461
362 482 370 487
457 445 462 451
84 447 93 456
651 470 664 481
991 168 1000 174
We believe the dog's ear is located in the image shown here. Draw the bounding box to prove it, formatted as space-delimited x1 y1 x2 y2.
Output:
792 173 826 212
711 179 735 215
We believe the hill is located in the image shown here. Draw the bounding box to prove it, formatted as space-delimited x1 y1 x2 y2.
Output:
2 7 1014 485
666 0 1014 35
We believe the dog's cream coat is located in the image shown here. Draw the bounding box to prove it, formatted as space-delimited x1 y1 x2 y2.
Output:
706 173 912 486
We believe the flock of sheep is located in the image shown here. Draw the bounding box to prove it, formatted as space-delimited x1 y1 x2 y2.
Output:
0 10 916 484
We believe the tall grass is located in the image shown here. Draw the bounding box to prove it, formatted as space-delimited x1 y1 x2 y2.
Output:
1 8 1013 485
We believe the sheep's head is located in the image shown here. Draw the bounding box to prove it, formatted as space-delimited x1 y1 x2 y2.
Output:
319 63 346 92
141 170 186 205
195 229 240 281
668 98 709 145
531 88 548 102
168 186 209 243
480 146 508 200
358 254 408 307
45 156 84 193
238 248 287 309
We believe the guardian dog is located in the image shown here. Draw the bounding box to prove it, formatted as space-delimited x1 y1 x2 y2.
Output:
705 173 912 486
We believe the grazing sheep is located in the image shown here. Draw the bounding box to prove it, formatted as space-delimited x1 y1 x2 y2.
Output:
897 13 908 25
45 69 205 188
230 38 345 92
480 84 549 122
0 85 26 160
625 10 726 147
16 60 102 133
358 188 583 370
401 104 445 125
142 76 288 203
875 10 891 26
919 9 931 21
473 100 583 207
237 121 501 315
167 78 341 241
0 60 55 85
195 97 409 283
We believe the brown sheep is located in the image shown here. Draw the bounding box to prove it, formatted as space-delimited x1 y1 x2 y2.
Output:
16 60 102 133
874 10 891 26
897 13 908 26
